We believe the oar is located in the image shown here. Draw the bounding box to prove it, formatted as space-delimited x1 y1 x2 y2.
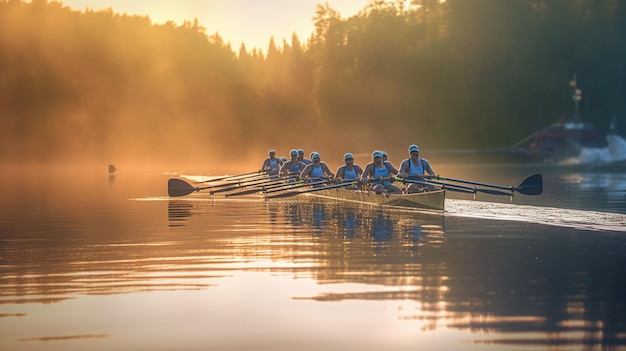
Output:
204 173 270 189
264 179 328 194
188 174 270 194
169 175 295 198
262 180 302 191
225 177 298 197
250 173 302 191
168 178 213 197
423 178 513 196
396 177 480 195
512 174 543 195
426 174 543 195
261 174 331 192
195 171 264 184
267 181 357 199
209 176 281 195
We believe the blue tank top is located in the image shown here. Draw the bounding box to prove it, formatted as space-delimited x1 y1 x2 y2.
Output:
372 164 391 186
407 159 424 176
373 165 389 178
269 159 279 170
288 162 302 174
310 164 325 178
343 166 358 179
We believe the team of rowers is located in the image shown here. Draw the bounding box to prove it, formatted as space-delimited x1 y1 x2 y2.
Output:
260 145 436 194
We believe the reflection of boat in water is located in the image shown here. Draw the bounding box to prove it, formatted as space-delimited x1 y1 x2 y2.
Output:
265 199 445 244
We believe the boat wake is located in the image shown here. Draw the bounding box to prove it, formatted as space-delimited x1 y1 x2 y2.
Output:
561 133 626 166
445 199 626 233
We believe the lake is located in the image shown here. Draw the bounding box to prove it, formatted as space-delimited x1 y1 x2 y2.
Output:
1 163 626 351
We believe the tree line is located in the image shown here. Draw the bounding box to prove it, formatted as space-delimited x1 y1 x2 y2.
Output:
1 0 624 165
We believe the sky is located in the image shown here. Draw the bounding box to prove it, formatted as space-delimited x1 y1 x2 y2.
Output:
57 0 369 51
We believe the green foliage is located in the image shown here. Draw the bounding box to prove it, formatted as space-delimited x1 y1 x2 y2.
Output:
0 0 624 164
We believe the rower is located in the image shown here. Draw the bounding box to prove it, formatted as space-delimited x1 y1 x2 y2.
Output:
260 149 283 178
381 151 388 162
299 152 334 185
397 144 436 193
361 150 402 194
335 152 363 189
279 149 307 181
297 149 312 165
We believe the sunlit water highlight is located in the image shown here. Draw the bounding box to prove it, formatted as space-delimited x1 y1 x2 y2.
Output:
445 199 626 233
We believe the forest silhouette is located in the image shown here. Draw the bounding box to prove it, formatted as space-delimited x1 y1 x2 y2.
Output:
1 0 624 170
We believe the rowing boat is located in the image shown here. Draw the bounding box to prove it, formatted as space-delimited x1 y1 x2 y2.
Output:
167 173 542 213
302 187 446 212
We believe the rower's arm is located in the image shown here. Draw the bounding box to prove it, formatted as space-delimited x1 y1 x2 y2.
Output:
423 159 436 176
299 164 312 180
335 166 345 180
385 161 399 175
397 160 407 178
361 164 372 179
260 159 269 171
355 165 364 178
323 163 335 179
278 162 289 175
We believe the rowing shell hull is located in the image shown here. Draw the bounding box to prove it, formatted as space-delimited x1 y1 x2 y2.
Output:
304 188 445 212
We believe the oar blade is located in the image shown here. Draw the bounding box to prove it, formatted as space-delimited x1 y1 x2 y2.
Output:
168 178 198 197
515 174 543 195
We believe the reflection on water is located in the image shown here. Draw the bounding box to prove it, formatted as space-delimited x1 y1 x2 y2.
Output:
1 168 626 350
551 172 626 211
167 201 193 227
163 198 626 348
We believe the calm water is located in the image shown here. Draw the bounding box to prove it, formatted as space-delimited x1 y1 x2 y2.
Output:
1 164 626 351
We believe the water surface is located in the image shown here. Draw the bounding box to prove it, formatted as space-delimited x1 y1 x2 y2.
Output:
1 165 625 350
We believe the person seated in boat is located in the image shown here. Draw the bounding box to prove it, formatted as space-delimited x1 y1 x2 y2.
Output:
361 150 402 194
397 144 436 193
279 149 307 181
297 149 312 165
381 150 396 172
334 152 363 189
261 149 284 178
299 152 335 185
